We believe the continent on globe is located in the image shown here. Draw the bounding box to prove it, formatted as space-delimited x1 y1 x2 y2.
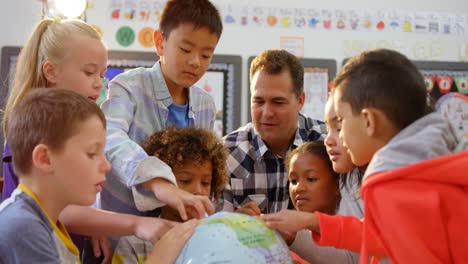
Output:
175 212 293 264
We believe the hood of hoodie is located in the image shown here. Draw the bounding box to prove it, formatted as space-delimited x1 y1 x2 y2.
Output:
364 112 466 180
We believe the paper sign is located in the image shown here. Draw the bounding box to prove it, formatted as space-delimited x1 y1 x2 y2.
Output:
280 36 304 58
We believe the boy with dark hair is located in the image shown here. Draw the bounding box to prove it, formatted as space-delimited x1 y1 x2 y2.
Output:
262 49 468 263
113 126 228 263
101 0 223 219
143 126 228 205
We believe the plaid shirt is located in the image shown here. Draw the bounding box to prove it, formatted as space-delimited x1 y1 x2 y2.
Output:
221 113 327 213
113 235 153 264
101 62 216 215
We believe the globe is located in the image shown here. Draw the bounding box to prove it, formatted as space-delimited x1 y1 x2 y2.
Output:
175 212 293 264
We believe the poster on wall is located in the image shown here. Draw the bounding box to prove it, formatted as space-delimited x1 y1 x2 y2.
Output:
0 46 22 173
415 61 468 143
280 36 304 58
435 92 468 141
302 68 328 121
195 71 225 138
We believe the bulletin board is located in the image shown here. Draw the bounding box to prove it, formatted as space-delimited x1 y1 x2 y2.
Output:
246 56 337 121
413 60 468 100
0 46 21 101
0 46 21 173
413 60 468 141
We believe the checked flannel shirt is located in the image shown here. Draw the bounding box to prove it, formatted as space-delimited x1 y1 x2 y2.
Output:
220 113 327 213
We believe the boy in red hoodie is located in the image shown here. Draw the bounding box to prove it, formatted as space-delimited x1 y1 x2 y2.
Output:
262 49 468 263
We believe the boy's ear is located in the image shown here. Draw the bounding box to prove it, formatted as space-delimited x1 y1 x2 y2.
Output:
361 108 377 137
42 60 57 85
32 144 53 173
154 30 164 56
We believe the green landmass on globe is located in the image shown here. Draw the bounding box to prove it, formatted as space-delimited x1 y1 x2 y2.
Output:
175 212 293 264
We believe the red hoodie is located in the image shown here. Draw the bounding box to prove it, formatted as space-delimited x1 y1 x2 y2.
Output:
313 150 468 263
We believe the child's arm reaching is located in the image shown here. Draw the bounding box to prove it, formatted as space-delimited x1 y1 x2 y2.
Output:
59 205 176 243
262 210 387 258
146 219 199 264
142 178 214 220
261 209 320 233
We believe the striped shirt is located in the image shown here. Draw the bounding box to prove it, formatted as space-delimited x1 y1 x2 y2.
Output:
101 62 216 215
220 113 327 213
113 235 153 264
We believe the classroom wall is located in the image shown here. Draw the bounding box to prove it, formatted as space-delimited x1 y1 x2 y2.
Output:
1 0 467 124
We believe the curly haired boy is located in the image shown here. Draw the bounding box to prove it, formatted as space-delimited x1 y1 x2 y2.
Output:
113 126 228 263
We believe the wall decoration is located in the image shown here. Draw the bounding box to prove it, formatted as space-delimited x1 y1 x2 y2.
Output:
280 36 304 58
279 8 293 28
123 0 137 20
455 76 468 94
302 68 328 121
266 7 278 27
195 71 225 137
307 8 320 29
116 26 135 47
414 61 468 144
251 6 266 27
110 0 123 19
102 1 467 36
435 92 468 141
294 8 307 29
138 27 154 48
151 0 165 23
138 0 150 21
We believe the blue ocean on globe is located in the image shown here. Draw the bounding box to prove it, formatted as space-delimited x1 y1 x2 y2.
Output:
174 212 293 264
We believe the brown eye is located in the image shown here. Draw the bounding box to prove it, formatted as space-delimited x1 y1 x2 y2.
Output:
178 179 190 185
